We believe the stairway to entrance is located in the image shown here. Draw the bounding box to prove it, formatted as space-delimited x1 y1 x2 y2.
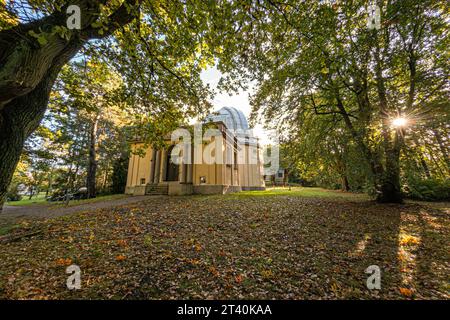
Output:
145 184 168 195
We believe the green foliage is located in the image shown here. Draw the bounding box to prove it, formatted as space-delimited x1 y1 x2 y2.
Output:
9 59 132 199
227 187 368 201
213 0 449 200
1 0 224 207
6 193 48 206
5 187 22 202
405 178 450 202
2 0 448 204
111 155 129 194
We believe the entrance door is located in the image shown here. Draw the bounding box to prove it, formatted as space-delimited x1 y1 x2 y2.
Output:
166 146 179 181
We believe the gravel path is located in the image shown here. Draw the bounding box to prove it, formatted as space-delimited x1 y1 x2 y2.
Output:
1 195 157 220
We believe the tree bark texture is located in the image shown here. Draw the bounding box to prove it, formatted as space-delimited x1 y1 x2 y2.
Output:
86 116 99 198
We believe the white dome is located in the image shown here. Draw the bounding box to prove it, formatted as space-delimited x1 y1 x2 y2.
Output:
205 107 249 131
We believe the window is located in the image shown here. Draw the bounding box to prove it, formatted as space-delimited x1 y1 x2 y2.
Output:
140 178 146 185
200 176 207 184
277 172 283 178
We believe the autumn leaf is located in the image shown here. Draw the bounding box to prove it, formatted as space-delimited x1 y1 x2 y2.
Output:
260 269 274 279
115 255 126 261
399 235 420 246
117 239 127 247
235 274 244 283
208 266 220 277
56 258 72 266
399 288 414 297
187 258 200 265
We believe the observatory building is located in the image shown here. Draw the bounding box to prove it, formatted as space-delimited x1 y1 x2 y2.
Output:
125 107 265 195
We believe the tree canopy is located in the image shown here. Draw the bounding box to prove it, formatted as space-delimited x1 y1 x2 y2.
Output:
0 0 448 208
214 0 449 201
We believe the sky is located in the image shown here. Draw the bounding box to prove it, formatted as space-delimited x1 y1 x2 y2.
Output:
200 66 253 116
200 66 273 145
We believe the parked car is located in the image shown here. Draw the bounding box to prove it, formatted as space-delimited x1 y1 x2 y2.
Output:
72 187 88 200
47 190 71 202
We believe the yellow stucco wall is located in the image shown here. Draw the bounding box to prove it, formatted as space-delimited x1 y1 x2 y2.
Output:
126 136 265 192
126 143 153 188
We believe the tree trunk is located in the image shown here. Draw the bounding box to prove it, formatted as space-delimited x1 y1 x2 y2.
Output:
283 169 288 187
46 167 53 197
86 116 99 198
377 128 403 203
420 157 431 179
0 34 84 210
102 165 109 190
374 34 403 203
341 175 350 192
334 92 383 195
0 63 66 211
412 136 431 179
378 159 402 202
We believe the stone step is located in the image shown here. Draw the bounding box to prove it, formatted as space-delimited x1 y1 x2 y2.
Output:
145 184 168 195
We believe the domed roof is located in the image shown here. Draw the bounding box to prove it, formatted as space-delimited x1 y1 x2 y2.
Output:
205 107 249 131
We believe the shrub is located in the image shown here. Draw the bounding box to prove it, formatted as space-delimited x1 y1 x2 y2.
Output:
6 189 22 202
111 155 129 194
405 178 450 201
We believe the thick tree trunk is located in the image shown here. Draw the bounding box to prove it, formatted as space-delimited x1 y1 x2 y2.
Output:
0 40 82 212
375 127 403 204
86 116 99 198
379 127 404 202
0 66 61 211
378 134 403 203
341 175 350 192
374 35 403 203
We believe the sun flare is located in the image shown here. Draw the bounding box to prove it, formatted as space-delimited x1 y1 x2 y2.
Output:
392 117 408 127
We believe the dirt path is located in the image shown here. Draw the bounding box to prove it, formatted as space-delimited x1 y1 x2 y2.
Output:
1 195 157 220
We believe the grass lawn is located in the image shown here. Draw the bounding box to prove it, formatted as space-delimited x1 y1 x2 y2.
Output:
6 193 128 208
0 188 448 299
0 224 20 236
5 193 48 206
50 194 129 208
228 187 368 200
